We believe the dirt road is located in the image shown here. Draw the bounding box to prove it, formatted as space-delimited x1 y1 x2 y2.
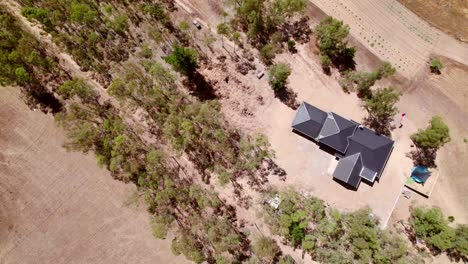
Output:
310 0 468 78
0 0 110 102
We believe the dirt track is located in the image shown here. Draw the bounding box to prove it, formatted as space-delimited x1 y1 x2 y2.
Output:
310 0 468 78
0 87 187 264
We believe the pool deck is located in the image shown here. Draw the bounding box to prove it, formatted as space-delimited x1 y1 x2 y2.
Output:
404 168 440 198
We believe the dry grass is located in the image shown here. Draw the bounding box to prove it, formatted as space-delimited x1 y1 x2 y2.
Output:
0 87 188 264
398 0 468 42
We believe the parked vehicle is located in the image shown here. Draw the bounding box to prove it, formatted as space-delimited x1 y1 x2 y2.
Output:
193 19 201 29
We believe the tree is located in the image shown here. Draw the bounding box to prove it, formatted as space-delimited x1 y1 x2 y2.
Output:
171 233 206 264
268 63 291 92
287 39 297 53
232 31 241 52
270 0 307 19
59 79 97 102
376 61 396 79
410 207 454 252
430 58 444 74
411 116 450 150
252 236 281 263
260 43 277 65
320 55 331 73
217 23 231 47
453 225 468 258
363 87 399 135
315 16 355 69
70 1 97 25
164 45 199 77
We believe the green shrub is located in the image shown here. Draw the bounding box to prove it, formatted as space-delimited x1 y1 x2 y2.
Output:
268 63 291 92
260 43 277 65
430 58 443 74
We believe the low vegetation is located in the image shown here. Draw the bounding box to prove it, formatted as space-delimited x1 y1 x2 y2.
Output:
430 58 443 74
262 189 420 263
228 0 310 66
268 63 291 92
0 9 66 113
4 0 464 263
410 207 467 261
362 86 400 136
409 116 450 167
340 62 396 97
17 0 174 86
315 16 356 71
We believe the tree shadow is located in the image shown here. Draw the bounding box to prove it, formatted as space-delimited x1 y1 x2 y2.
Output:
183 72 217 101
362 115 394 137
406 148 437 168
278 17 312 44
24 86 64 114
275 87 299 110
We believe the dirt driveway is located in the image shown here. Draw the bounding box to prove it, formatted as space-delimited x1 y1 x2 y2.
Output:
0 87 187 264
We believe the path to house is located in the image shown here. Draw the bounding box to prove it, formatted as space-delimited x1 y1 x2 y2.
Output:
310 0 468 78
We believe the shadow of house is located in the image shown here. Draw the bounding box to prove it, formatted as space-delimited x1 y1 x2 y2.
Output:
292 102 394 190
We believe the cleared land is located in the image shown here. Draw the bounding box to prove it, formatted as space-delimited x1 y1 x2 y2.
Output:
0 87 187 264
398 0 468 43
310 0 468 78
178 0 468 226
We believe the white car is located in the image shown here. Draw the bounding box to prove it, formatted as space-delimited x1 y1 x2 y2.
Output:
256 71 265 79
192 19 201 29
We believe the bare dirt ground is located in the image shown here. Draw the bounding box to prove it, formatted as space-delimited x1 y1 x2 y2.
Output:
389 57 468 225
0 87 187 264
177 0 468 228
310 0 468 79
398 0 468 43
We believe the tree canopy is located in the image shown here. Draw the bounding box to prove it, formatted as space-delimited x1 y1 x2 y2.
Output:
253 236 281 263
411 116 450 149
315 16 355 69
164 45 199 77
268 63 291 92
363 87 399 135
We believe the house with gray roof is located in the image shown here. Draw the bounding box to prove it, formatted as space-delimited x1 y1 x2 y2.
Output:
292 102 394 189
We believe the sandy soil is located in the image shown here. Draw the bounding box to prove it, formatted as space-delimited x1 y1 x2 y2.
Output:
388 57 468 225
310 0 468 79
177 0 468 227
398 0 468 43
0 87 187 264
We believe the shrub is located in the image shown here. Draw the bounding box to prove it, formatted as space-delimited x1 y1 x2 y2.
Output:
287 39 297 53
410 207 455 251
268 63 291 92
430 58 443 74
411 116 450 149
164 45 199 77
253 236 281 263
260 43 277 65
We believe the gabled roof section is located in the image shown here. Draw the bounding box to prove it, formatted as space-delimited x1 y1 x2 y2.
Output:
333 153 362 189
291 102 327 139
317 112 358 154
317 113 340 139
346 127 394 179
360 167 377 182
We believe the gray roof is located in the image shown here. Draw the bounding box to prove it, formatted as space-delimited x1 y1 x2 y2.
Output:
317 113 358 154
333 153 362 189
292 102 394 189
291 102 327 139
346 127 394 180
360 167 377 182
